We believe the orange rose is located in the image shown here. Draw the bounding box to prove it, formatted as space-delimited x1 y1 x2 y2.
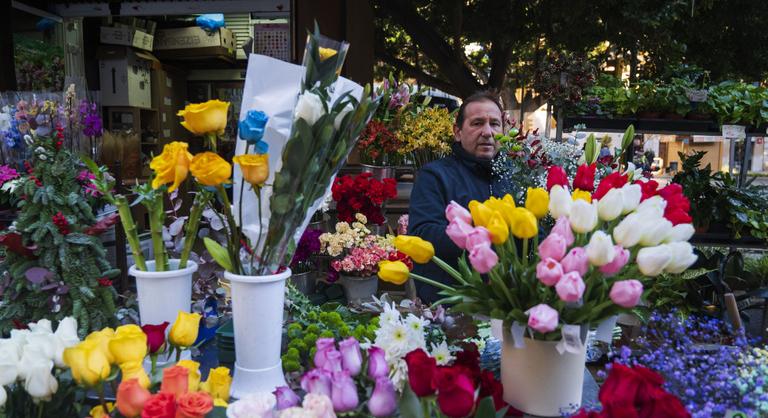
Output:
160 365 189 397
176 392 214 418
116 378 151 418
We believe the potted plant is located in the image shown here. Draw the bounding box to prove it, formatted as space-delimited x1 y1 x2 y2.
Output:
661 79 694 119
289 228 323 295
634 80 665 118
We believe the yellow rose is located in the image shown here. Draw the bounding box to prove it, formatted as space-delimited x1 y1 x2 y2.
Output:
109 325 148 365
190 152 232 186
377 260 410 285
486 211 509 245
509 207 538 239
169 311 202 348
89 403 115 418
233 154 269 186
525 187 550 219
177 359 202 392
119 360 151 389
63 339 112 387
200 366 232 401
393 235 435 264
84 328 116 364
319 47 338 61
150 141 193 193
177 100 230 136
572 189 592 203
468 200 494 227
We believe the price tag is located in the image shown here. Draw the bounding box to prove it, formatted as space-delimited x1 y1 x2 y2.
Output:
685 88 708 102
510 322 526 348
722 124 746 139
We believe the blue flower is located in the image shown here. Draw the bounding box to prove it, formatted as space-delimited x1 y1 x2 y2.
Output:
238 110 269 153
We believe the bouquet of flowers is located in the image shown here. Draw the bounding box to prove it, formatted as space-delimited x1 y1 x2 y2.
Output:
396 106 454 171
319 214 401 279
290 228 322 274
0 164 19 208
332 172 397 225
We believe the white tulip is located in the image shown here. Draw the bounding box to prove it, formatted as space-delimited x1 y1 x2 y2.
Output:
23 360 57 402
569 199 598 234
294 91 325 125
334 103 354 130
17 346 50 381
548 185 572 219
54 317 80 348
621 184 642 214
635 195 667 218
9 329 29 348
664 223 695 243
597 188 623 221
639 216 673 247
664 242 698 274
613 213 644 248
637 245 672 276
0 343 19 386
28 319 52 334
586 231 616 266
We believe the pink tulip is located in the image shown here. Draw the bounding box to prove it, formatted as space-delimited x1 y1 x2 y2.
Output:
526 304 559 333
609 280 644 308
551 216 575 246
561 247 589 276
301 368 332 397
539 233 567 261
600 245 630 276
331 371 359 412
445 200 472 224
536 258 563 286
469 243 498 274
314 338 336 369
367 347 388 379
274 386 301 410
446 218 474 249
466 226 492 250
555 271 586 302
368 376 397 417
321 349 343 373
338 337 362 376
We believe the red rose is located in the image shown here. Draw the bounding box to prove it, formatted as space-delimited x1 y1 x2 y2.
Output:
634 179 659 201
599 363 690 418
571 410 604 418
142 322 169 354
546 166 569 191
404 349 437 396
478 370 507 412
593 171 628 200
97 278 113 287
453 344 481 382
140 392 176 418
573 164 597 192
434 366 476 418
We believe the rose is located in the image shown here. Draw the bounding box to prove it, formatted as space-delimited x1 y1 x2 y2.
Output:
141 392 177 418
377 260 410 285
176 360 202 392
367 347 388 379
177 99 230 136
200 366 232 401
227 392 276 418
274 386 301 410
546 165 568 191
117 378 151 418
526 304 559 334
238 110 269 148
599 363 688 418
120 360 151 389
109 324 148 365
141 322 168 354
561 247 589 276
404 348 437 396
548 185 572 219
478 370 506 411
446 218 474 249
469 243 498 274
338 337 362 376
0 343 18 385
168 311 201 348
573 163 596 192
176 392 214 418
330 371 358 412
302 393 335 418
160 365 189 397
313 338 336 370
321 349 343 373
301 368 332 397
233 154 269 187
190 152 232 186
294 91 325 125
609 280 644 308
509 208 538 239
63 339 111 387
434 366 476 418
393 235 434 264
555 271 586 302
368 376 397 417
445 200 472 224
84 328 115 364
149 141 193 193
536 258 564 287
525 187 549 219
539 233 567 261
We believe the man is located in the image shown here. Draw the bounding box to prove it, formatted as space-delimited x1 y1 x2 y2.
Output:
407 91 506 303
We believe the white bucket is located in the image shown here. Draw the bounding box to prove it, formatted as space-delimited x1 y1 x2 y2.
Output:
129 260 197 327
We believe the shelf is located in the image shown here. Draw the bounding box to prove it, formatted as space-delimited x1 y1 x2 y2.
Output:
564 116 767 136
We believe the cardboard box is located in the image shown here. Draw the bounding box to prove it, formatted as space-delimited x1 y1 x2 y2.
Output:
151 64 188 140
153 27 236 60
100 26 154 51
99 47 158 109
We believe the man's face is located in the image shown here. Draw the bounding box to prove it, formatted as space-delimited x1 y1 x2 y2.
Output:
454 100 504 159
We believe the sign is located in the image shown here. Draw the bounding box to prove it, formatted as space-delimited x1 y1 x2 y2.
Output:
685 88 708 102
722 124 747 139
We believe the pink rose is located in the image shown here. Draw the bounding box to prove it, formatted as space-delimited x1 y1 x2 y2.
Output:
321 349 343 373
551 216 575 246
314 338 336 369
609 280 644 308
555 271 586 302
446 218 474 249
561 247 589 276
539 233 567 261
445 200 472 224
526 304 559 333
466 226 492 250
330 371 358 412
338 337 362 376
301 369 332 397
469 243 498 274
302 393 336 418
536 258 563 286
599 246 630 276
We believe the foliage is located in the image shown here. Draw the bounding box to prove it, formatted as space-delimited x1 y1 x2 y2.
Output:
13 36 64 91
533 51 596 112
706 81 768 126
634 267 712 320
671 151 720 229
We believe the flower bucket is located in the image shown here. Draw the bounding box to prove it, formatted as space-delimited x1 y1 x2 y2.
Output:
339 274 378 303
129 259 197 327
501 332 587 417
360 164 396 181
290 270 317 294
225 268 290 399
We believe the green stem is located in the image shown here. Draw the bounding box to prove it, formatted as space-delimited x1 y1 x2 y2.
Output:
36 403 43 418
216 185 243 274
150 353 158 376
252 186 263 271
175 347 182 363
205 133 218 153
147 194 167 271
179 191 209 269
97 384 108 418
409 272 457 292
431 256 466 284
115 195 146 271
522 238 529 268
238 143 252 232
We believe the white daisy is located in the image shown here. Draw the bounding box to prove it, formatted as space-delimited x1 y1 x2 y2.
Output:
430 341 454 366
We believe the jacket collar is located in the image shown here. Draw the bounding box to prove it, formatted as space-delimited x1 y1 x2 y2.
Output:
451 142 496 178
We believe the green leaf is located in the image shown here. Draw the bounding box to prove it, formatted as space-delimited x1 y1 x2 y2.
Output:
621 124 635 151
474 396 497 418
203 237 233 272
398 383 425 418
585 134 598 164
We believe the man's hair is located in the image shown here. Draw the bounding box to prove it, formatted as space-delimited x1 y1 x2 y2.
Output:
455 90 504 127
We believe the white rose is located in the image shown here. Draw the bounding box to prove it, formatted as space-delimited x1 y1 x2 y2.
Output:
637 245 672 276
586 231 616 266
597 188 623 221
664 223 695 243
28 319 52 334
664 242 698 274
0 386 6 407
294 91 325 125
0 342 19 386
17 346 50 381
54 317 80 348
227 392 276 418
620 184 642 214
23 360 58 402
548 185 572 219
569 199 598 234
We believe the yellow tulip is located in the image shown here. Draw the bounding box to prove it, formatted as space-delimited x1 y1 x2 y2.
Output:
109 325 148 365
393 235 435 264
377 260 410 285
319 47 338 61
214 398 229 407
486 211 509 245
233 154 269 187
525 187 550 219
509 207 538 239
485 196 516 226
468 200 494 227
177 100 230 136
119 360 151 389
169 311 202 348
85 328 116 364
502 194 517 207
200 366 232 401
89 403 115 418
63 339 112 387
190 152 232 186
149 141 193 193
572 189 592 203
177 359 202 392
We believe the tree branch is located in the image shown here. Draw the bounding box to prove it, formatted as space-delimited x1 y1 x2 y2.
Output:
376 48 460 96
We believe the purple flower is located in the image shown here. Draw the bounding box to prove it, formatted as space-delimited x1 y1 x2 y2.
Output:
367 376 397 417
338 337 362 376
0 165 19 185
367 346 388 379
291 228 322 269
321 349 343 373
273 386 301 410
300 368 332 397
314 337 336 369
330 370 358 412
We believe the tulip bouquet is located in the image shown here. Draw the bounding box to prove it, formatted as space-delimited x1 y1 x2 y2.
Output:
380 162 698 343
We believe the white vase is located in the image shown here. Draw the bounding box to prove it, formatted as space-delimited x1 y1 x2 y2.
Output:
501 333 586 417
225 268 290 399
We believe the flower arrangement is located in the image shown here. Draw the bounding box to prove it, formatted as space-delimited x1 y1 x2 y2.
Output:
0 164 19 208
290 228 323 274
319 214 401 279
332 172 397 225
396 106 454 171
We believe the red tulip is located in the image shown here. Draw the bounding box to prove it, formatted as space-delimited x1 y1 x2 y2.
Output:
546 165 569 191
573 164 597 192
